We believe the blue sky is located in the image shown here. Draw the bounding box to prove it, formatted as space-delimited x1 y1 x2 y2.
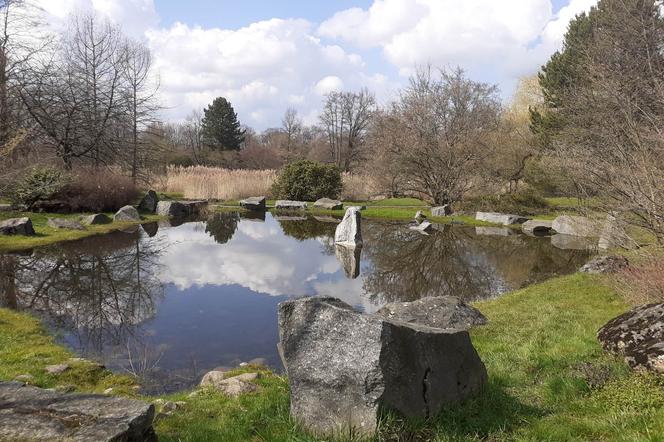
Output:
38 0 597 129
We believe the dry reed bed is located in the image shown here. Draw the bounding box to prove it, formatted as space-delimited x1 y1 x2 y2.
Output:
157 166 376 201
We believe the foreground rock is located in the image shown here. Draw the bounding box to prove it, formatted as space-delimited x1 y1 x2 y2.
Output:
240 196 266 211
335 245 361 279
0 381 155 441
431 205 453 217
156 200 208 218
113 205 141 222
0 217 35 236
580 255 629 274
521 220 554 236
199 371 259 397
313 198 343 210
47 218 85 231
138 190 159 213
476 212 529 225
278 297 487 435
81 213 111 225
275 200 308 210
335 207 362 247
551 215 599 237
597 303 664 374
377 296 487 330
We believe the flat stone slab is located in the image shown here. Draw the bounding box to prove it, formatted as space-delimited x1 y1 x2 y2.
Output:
313 198 343 210
0 217 35 236
240 196 266 211
376 296 487 330
0 381 155 441
522 220 554 236
476 212 529 226
47 218 85 230
275 200 308 210
598 303 664 374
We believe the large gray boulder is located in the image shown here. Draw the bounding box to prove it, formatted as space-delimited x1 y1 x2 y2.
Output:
376 296 487 330
431 205 453 217
157 201 189 218
47 218 85 230
278 297 487 436
240 196 266 211
0 217 35 236
138 190 159 213
597 303 664 374
113 205 141 222
275 200 308 210
335 207 362 247
476 212 529 225
81 213 112 225
551 215 599 237
335 245 361 279
0 381 155 441
521 220 554 236
313 198 343 210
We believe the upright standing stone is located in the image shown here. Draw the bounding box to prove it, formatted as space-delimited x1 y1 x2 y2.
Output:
278 297 487 436
138 190 159 213
335 207 362 247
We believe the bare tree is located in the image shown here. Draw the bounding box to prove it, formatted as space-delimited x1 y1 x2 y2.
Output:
281 107 302 155
319 88 375 171
372 67 500 205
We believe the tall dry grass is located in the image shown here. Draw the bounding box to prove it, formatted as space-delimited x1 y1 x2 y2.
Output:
156 165 378 201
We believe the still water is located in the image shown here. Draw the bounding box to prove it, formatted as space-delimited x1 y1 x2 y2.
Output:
0 212 591 393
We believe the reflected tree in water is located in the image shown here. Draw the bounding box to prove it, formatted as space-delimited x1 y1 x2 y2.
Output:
205 212 240 244
277 217 336 242
1 230 165 366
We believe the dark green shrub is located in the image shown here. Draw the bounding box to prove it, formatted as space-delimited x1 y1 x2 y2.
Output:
10 166 70 207
271 160 342 201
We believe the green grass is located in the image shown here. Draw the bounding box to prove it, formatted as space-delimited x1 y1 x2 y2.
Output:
1 272 661 441
0 210 162 252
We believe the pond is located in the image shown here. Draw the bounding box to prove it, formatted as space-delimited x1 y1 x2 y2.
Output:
0 212 592 393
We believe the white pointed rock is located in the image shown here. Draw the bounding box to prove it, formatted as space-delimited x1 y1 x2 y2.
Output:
334 207 362 248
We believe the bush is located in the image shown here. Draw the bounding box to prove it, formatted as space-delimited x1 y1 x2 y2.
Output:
58 169 140 212
614 254 664 305
271 160 342 201
459 188 550 216
9 166 71 207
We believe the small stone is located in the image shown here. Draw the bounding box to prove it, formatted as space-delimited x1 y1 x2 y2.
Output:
47 218 85 230
113 205 141 222
414 210 427 221
81 213 112 225
313 198 343 210
103 388 114 395
13 374 34 383
45 364 70 374
161 401 178 413
275 200 308 210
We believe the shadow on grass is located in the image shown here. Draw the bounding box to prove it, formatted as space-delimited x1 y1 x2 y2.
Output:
377 378 544 441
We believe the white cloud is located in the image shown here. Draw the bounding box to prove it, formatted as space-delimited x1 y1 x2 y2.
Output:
314 75 344 95
319 0 598 96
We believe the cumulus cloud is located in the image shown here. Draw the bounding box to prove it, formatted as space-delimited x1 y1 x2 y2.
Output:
319 0 598 95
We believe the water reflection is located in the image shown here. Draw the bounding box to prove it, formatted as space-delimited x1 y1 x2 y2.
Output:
0 213 591 393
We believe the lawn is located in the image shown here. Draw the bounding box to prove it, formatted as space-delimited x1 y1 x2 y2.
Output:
0 210 162 252
1 272 661 441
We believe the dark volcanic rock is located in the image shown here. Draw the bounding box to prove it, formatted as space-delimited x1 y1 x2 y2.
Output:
138 190 159 213
377 296 487 330
47 218 85 230
598 303 664 374
0 381 155 441
0 217 35 236
580 255 629 274
278 297 487 435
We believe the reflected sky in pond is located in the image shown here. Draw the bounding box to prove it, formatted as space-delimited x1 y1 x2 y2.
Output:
0 213 592 393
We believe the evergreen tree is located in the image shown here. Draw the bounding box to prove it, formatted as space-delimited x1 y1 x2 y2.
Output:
201 97 245 150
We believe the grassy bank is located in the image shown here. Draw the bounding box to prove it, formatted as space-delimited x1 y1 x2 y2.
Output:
1 272 661 440
0 211 162 252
